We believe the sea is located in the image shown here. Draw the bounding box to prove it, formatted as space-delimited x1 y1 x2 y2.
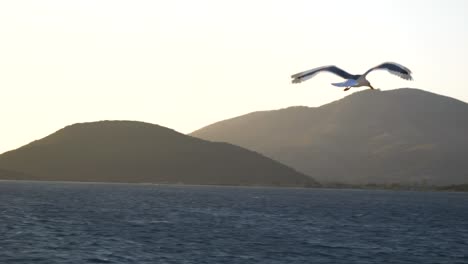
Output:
1 181 467 264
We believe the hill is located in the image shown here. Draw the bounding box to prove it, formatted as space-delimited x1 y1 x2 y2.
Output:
0 168 30 180
191 88 468 186
0 121 318 187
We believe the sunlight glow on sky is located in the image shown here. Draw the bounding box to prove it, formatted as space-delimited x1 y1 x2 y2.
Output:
1 0 467 153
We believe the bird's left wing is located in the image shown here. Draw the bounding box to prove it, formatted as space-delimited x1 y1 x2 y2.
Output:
291 66 355 84
363 62 413 80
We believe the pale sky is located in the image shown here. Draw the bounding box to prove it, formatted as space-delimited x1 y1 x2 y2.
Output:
1 0 467 154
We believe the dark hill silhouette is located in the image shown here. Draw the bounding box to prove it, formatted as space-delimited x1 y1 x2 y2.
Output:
0 121 318 187
191 88 468 186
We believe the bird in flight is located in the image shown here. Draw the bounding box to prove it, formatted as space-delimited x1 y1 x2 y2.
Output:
291 62 412 91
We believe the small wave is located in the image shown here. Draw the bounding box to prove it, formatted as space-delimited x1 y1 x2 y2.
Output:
86 257 113 263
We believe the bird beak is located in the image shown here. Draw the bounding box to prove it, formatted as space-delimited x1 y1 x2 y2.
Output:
369 84 375 90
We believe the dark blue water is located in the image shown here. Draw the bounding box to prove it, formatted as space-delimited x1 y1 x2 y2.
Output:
1 181 468 263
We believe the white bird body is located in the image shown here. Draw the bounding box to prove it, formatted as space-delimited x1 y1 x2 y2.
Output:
291 62 412 91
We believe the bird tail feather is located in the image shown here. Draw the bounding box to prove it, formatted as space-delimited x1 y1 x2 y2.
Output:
331 79 357 87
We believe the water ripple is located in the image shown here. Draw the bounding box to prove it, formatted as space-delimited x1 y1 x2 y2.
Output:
1 181 468 263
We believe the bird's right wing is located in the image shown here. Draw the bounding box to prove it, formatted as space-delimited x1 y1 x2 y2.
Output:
291 66 355 84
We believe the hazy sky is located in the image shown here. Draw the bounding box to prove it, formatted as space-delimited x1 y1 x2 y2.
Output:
1 0 467 154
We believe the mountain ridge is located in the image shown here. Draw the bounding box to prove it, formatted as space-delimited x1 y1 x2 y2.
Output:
0 120 318 187
191 88 468 186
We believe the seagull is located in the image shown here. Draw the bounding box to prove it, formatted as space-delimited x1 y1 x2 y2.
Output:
291 62 413 91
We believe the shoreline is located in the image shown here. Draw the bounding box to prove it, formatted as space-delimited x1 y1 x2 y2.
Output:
1 179 467 193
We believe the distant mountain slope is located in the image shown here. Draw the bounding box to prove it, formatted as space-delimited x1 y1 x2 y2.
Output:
0 121 318 187
191 88 468 186
0 168 30 180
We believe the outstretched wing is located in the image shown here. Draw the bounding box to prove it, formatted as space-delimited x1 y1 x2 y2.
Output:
291 66 355 84
363 62 413 80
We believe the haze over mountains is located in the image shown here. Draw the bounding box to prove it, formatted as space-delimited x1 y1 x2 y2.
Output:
0 121 318 187
192 88 468 186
